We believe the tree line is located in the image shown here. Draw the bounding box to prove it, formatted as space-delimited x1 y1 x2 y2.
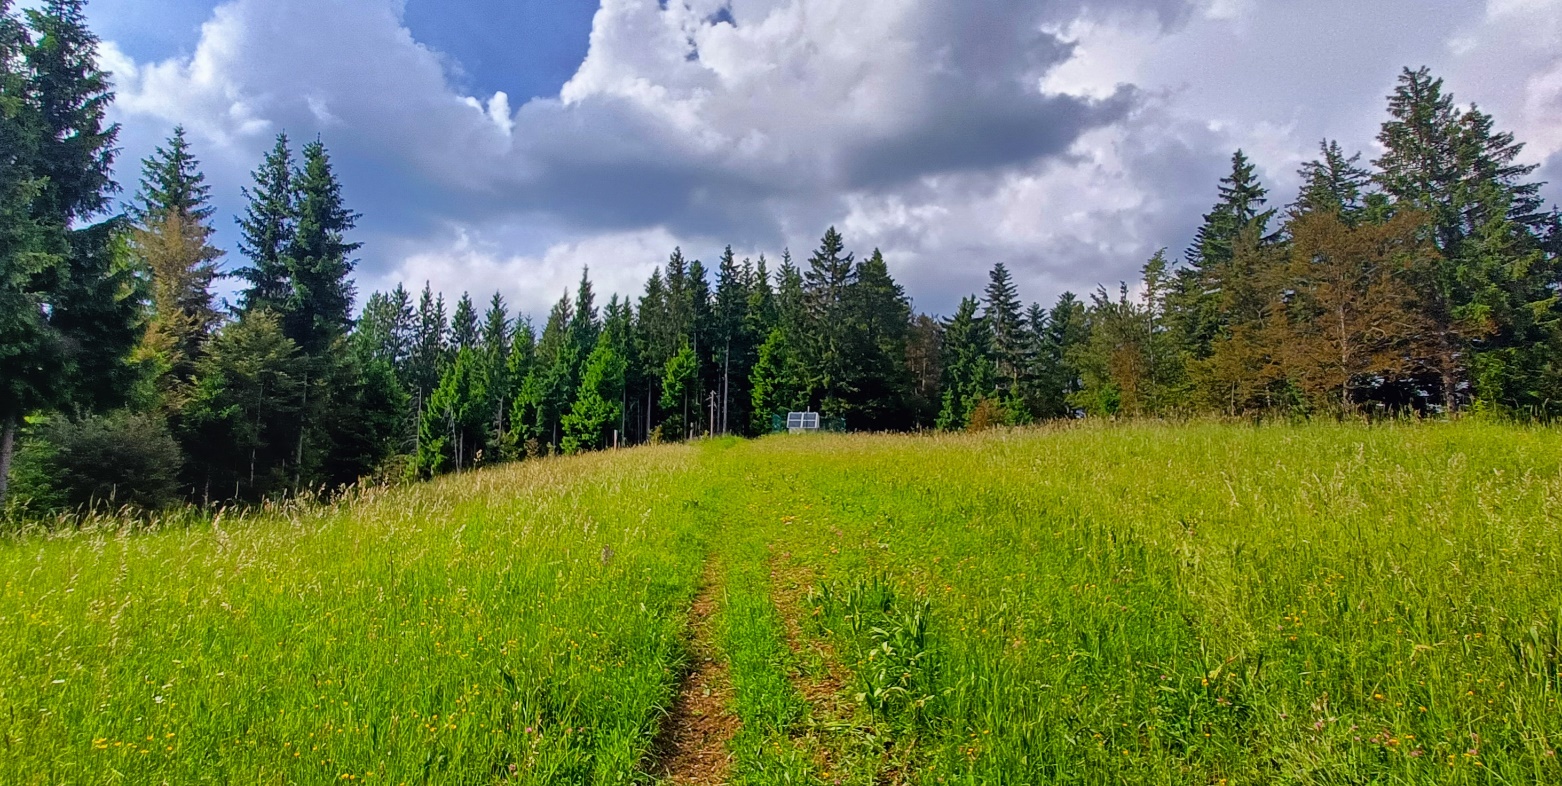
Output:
2 0 1558 515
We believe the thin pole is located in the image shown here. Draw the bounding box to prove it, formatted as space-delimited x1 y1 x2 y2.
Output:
295 368 309 491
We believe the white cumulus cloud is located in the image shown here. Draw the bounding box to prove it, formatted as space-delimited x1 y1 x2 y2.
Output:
99 0 1562 318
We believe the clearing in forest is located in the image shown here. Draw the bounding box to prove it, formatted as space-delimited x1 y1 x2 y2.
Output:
2 422 1561 784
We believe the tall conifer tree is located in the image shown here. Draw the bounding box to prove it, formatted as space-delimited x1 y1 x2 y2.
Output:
983 262 1026 391
283 139 359 355
937 296 996 430
450 292 479 352
802 228 856 414
1 0 139 504
132 128 223 394
845 249 913 430
236 134 294 315
1170 150 1276 361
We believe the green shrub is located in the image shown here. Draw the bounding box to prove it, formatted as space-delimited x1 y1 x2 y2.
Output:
34 412 185 512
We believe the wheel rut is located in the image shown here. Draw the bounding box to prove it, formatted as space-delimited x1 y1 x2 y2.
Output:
651 561 737 785
766 547 854 778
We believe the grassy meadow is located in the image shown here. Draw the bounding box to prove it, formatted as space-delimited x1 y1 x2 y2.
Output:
3 422 1561 783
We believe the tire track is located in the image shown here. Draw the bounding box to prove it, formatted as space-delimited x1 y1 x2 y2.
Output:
650 561 737 785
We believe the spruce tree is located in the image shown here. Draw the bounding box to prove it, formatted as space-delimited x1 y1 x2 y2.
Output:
1034 292 1088 418
2 0 139 505
685 257 715 421
502 318 536 456
0 0 44 485
1170 150 1276 361
417 348 488 475
561 332 626 454
409 284 448 405
713 247 750 435
1069 261 1187 418
1070 285 1138 417
133 210 223 395
24 0 117 222
283 139 359 355
906 314 944 426
317 347 405 487
801 228 856 414
844 249 913 430
236 134 295 315
527 292 577 449
1374 66 1560 412
744 255 777 342
481 292 511 447
750 328 803 433
1190 150 1275 266
131 126 212 224
660 344 698 440
482 293 511 364
664 250 690 343
983 262 1025 391
936 296 996 430
775 250 808 345
635 268 669 436
0 0 46 505
353 285 415 376
132 128 224 394
1193 225 1289 414
600 296 639 444
181 312 304 502
570 268 600 356
387 284 415 374
1293 140 1373 222
353 292 401 367
1017 303 1049 416
450 292 479 352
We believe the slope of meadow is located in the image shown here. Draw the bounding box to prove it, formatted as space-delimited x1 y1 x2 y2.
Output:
0 449 711 784
3 423 1561 784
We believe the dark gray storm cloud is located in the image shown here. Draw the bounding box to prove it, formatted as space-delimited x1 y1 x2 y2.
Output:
99 0 1562 317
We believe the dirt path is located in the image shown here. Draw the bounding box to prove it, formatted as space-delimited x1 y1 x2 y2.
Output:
651 562 737 785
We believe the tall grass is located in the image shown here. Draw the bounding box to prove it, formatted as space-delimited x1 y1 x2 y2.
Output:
3 422 1559 784
0 448 707 784
723 422 1562 784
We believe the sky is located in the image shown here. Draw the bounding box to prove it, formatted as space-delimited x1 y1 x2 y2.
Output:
85 0 1562 320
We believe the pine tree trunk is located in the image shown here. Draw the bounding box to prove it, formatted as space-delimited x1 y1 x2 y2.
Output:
0 415 17 508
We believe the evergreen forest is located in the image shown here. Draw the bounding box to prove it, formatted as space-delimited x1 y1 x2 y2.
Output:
3 0 1560 516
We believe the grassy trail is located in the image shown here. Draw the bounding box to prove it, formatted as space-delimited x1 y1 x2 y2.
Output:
765 555 854 780
4 423 1562 784
694 423 1562 785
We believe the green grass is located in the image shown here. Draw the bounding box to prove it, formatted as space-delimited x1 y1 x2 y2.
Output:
3 422 1561 783
0 450 709 784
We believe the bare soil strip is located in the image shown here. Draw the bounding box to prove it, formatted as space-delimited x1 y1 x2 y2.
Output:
651 562 738 785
